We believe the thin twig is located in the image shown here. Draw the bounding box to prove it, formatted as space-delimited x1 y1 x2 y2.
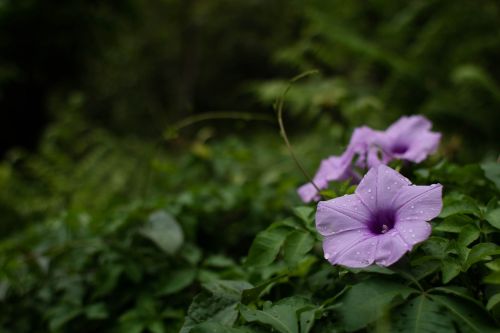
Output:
274 70 321 193
164 111 274 140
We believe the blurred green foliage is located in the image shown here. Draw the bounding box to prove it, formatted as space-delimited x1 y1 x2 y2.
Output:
1 0 500 331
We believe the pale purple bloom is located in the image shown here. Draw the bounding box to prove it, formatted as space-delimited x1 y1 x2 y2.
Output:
297 115 440 203
316 164 442 268
298 127 377 202
372 115 441 164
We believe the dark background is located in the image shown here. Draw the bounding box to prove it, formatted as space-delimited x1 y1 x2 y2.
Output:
2 0 499 159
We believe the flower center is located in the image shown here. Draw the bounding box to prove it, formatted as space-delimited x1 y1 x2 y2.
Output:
368 209 396 235
391 144 408 154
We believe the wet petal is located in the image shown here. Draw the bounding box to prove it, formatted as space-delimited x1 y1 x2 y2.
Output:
394 184 443 222
395 220 432 246
316 195 371 236
355 165 411 213
374 230 410 266
332 235 379 268
322 229 374 266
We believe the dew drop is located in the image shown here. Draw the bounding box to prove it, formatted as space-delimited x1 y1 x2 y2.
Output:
356 251 360 255
324 253 330 259
370 196 375 200
419 210 423 214
367 188 372 193
411 205 415 209
387 186 391 190
409 229 413 232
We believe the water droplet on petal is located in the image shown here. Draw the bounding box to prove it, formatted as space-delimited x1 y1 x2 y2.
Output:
367 188 372 193
411 205 415 209
387 186 391 190
409 229 413 232
324 253 330 259
356 251 360 255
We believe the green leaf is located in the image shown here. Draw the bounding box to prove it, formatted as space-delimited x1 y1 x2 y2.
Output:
139 211 183 255
486 208 500 230
339 277 417 331
245 226 290 267
486 294 500 311
392 295 455 333
485 259 500 271
463 243 500 271
422 237 450 259
158 268 196 296
430 295 498 333
434 215 475 233
293 206 315 226
204 255 236 268
482 162 500 190
441 260 462 284
440 195 481 218
240 304 298 333
283 230 315 268
48 306 83 331
484 271 500 285
180 280 252 333
430 286 482 307
85 303 108 320
457 224 480 247
299 308 318 333
190 322 256 333
241 275 286 304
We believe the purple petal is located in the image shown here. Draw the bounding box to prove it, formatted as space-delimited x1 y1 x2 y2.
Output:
385 115 432 140
395 220 432 246
393 184 443 222
398 132 440 163
355 165 412 213
347 126 382 168
377 115 440 163
373 230 410 266
316 195 371 236
332 234 378 268
297 183 322 203
298 154 357 203
325 233 377 267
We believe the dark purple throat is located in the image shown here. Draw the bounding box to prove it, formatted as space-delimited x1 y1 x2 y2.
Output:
368 209 396 235
391 144 408 154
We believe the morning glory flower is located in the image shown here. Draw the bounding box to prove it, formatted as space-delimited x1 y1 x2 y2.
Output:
297 116 440 203
316 164 442 268
372 115 441 164
297 127 377 202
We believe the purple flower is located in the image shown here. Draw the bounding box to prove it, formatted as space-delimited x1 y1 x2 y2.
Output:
373 115 441 164
297 127 377 202
297 116 440 203
316 164 442 268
